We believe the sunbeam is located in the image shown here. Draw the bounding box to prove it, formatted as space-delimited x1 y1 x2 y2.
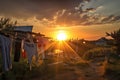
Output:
54 41 84 63
63 41 84 61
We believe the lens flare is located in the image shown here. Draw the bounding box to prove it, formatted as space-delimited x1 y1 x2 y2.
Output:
57 31 67 41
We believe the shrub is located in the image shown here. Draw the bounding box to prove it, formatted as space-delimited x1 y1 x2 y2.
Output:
83 47 116 61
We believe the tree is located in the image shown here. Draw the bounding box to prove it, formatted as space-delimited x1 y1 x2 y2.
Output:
106 29 120 55
0 18 17 32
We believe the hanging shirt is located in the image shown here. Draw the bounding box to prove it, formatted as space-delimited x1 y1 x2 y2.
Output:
21 40 27 58
23 41 38 64
14 38 22 62
36 36 48 48
0 34 12 71
36 36 49 60
22 50 27 58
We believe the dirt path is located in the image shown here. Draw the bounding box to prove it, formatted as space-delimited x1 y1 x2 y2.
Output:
46 61 106 80
45 63 105 80
74 63 105 80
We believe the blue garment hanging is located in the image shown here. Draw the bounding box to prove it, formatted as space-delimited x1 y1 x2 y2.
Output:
0 34 12 71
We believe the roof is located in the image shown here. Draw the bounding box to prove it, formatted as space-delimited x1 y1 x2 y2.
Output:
97 37 108 42
14 26 33 32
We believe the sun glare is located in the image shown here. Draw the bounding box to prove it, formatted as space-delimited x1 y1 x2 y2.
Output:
57 31 67 41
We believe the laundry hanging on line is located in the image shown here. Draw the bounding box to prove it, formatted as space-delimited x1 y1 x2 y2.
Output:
0 34 12 71
0 32 49 72
14 38 22 62
23 41 38 64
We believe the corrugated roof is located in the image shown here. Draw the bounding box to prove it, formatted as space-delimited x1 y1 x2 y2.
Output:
14 26 33 32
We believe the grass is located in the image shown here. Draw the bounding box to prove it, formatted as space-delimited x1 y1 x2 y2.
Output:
105 62 120 80
0 45 119 80
0 62 52 80
0 55 78 80
83 47 116 61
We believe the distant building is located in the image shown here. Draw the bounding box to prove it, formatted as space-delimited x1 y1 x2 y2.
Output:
95 37 108 46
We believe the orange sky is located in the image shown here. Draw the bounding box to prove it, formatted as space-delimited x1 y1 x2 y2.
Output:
8 16 120 40
32 23 120 40
1 0 120 40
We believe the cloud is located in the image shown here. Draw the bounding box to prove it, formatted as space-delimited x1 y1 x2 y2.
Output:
96 6 103 10
111 16 120 22
100 15 120 24
0 0 120 27
52 8 120 26
85 8 96 13
101 15 114 23
0 0 88 18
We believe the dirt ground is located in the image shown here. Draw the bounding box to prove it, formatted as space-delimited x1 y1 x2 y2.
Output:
33 60 107 80
53 63 105 80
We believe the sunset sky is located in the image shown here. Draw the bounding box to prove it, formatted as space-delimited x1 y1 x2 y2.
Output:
0 0 120 40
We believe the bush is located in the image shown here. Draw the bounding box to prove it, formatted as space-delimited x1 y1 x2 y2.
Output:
83 47 116 61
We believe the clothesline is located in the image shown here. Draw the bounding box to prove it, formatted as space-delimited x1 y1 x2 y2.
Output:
0 30 45 40
0 31 48 73
0 30 48 44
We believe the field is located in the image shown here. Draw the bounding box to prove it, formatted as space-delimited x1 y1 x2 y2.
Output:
0 41 120 80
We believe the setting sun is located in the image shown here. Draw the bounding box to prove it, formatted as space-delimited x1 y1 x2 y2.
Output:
57 30 67 41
